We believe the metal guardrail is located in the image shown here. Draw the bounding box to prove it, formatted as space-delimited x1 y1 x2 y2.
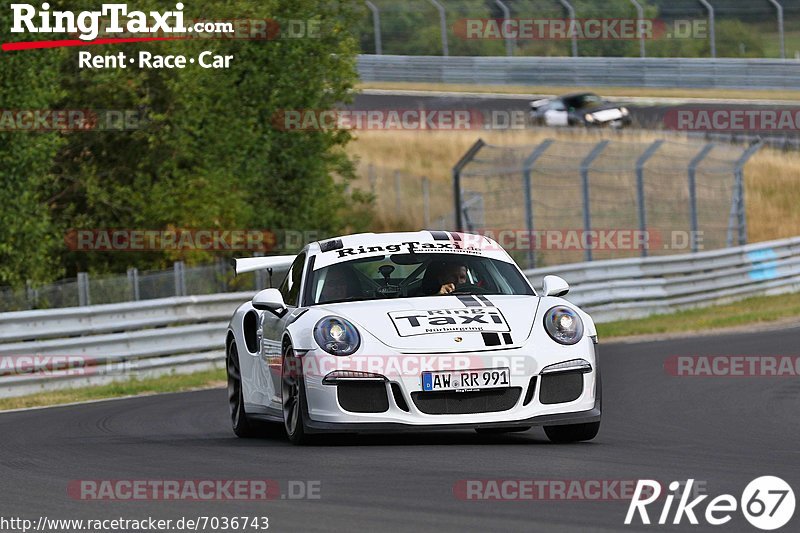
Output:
1 236 799 398
526 236 800 322
0 293 251 398
358 55 800 90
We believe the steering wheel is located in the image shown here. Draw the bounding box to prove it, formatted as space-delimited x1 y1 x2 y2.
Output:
450 283 492 295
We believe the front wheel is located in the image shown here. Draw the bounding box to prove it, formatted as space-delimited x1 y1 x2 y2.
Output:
281 345 311 445
544 421 600 443
227 341 258 438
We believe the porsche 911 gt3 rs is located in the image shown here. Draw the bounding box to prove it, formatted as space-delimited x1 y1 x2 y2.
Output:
225 231 601 444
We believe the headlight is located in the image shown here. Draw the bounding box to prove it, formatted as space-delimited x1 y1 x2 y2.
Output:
620 107 629 117
314 316 360 356
584 114 595 122
543 306 584 345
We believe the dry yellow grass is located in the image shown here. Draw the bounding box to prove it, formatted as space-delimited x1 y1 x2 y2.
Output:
745 148 800 243
347 129 800 243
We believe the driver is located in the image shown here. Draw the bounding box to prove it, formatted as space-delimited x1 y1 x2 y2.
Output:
437 263 468 295
420 261 468 296
319 265 360 302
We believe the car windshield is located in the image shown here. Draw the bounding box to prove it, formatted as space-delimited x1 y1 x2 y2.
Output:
309 253 534 305
565 93 604 109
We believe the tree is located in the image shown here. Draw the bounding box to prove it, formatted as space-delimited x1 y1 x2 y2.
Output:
28 0 367 278
0 11 66 286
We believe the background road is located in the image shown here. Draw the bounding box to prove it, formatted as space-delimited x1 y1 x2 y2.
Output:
352 91 799 136
1 326 799 532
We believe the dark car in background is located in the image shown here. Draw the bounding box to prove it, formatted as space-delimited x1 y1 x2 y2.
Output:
530 92 632 128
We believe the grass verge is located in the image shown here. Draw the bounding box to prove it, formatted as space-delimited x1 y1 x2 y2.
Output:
597 291 800 340
358 81 800 102
0 368 225 412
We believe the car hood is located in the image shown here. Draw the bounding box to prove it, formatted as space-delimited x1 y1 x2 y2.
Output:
316 295 540 353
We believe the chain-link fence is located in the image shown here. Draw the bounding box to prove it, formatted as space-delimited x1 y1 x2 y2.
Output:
355 0 800 59
0 261 290 313
358 164 455 229
453 137 761 268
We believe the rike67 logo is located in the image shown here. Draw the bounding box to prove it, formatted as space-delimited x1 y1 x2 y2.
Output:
625 477 795 530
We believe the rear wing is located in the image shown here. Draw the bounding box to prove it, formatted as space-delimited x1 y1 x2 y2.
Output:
234 255 295 275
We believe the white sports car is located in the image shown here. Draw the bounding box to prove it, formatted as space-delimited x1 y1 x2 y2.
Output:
226 231 601 444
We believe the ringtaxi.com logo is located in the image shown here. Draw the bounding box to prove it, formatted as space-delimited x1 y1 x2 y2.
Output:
11 3 197 42
625 477 795 530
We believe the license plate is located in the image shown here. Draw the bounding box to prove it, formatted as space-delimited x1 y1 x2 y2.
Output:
422 368 510 392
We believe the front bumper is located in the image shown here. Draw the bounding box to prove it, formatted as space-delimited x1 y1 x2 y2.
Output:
304 396 601 434
299 342 601 434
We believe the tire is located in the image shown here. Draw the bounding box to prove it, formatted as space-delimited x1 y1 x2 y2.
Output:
281 345 311 445
227 340 258 438
475 426 531 435
544 421 600 443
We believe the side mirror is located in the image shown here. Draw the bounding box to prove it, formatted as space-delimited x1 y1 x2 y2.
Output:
542 275 569 297
252 288 287 313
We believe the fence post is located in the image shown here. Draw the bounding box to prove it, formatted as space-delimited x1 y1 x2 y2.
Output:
731 141 762 246
768 0 785 59
427 0 449 56
522 139 554 269
252 252 266 290
77 272 91 306
216 257 228 293
635 140 663 257
558 0 578 57
365 1 382 55
368 163 377 195
698 0 716 58
580 140 610 261
452 139 486 231
422 177 431 228
394 170 402 215
629 0 646 58
25 280 38 309
461 193 484 232
494 0 513 57
688 143 715 253
174 261 186 297
127 268 140 301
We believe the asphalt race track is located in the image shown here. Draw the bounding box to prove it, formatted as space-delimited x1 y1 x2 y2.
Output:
352 92 797 133
351 92 672 130
1 326 798 532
